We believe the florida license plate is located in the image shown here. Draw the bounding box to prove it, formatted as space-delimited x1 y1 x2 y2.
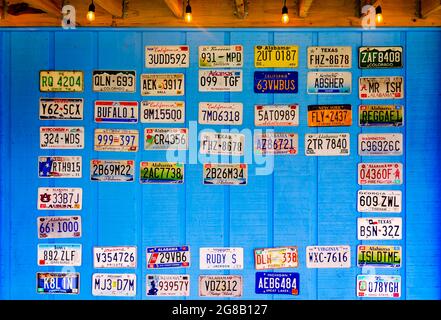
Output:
200 132 244 156
359 47 403 68
40 127 84 149
357 217 402 240
94 129 139 152
146 246 190 268
199 102 243 125
359 105 404 127
199 70 242 92
254 71 298 93
37 187 82 210
254 133 298 155
254 247 298 270
199 45 243 68
255 272 299 295
357 190 402 213
38 244 82 266
147 274 190 296
141 73 184 96
357 245 402 268
358 162 403 185
40 71 83 92
145 46 189 68
307 105 352 127
39 156 82 178
92 274 136 297
93 246 137 268
141 101 185 123
358 133 403 156
92 70 136 92
203 163 247 186
254 45 299 68
307 46 352 69
140 162 184 184
37 215 82 239
37 272 80 294
199 275 242 297
357 275 401 298
254 105 299 127
94 101 138 123
306 246 351 268
359 76 404 99
307 72 351 94
199 247 244 269
90 160 134 182
39 98 83 120
144 128 188 150
305 133 350 156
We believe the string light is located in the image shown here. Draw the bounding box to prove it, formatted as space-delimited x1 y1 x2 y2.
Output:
87 0 96 22
281 0 289 24
185 0 192 23
375 6 383 24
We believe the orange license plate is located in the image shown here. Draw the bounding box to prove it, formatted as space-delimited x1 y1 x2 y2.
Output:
307 104 352 127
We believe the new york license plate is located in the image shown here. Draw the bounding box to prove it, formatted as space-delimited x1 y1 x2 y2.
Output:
306 246 351 268
200 132 244 156
38 244 82 266
254 247 298 270
255 272 299 295
144 128 188 150
199 45 243 68
199 248 244 269
141 101 185 123
357 245 401 268
307 46 352 69
358 163 403 185
359 105 404 127
93 246 137 268
146 246 190 268
357 190 402 213
199 70 242 92
359 47 403 68
37 272 80 294
141 73 184 96
254 133 298 155
39 156 82 178
92 70 136 92
94 129 139 152
254 45 299 68
359 77 404 99
40 71 83 92
92 274 136 297
145 46 189 68
140 162 184 184
307 105 352 127
39 98 83 120
358 133 403 156
357 217 402 240
94 101 138 123
90 160 134 182
37 216 82 239
37 187 82 210
254 71 298 93
357 275 401 298
40 127 84 149
199 102 243 125
199 275 242 297
307 72 351 94
147 275 190 296
305 133 350 156
254 105 299 127
203 163 247 186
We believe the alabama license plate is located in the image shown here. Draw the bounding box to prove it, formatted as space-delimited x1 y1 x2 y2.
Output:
357 190 402 213
199 45 243 68
254 105 299 127
307 46 352 69
144 128 188 150
200 132 244 156
40 71 83 92
359 76 404 99
357 217 402 240
37 272 80 294
255 272 299 295
93 246 137 268
199 70 242 92
37 187 82 210
199 247 244 269
203 163 247 186
94 101 138 123
141 101 185 123
38 156 82 178
199 102 243 125
357 245 402 268
359 47 403 68
147 274 190 296
39 98 83 120
357 275 401 298
254 45 299 68
359 105 404 127
94 129 139 152
145 45 189 68
146 246 190 268
358 162 403 185
254 133 298 155
254 247 298 270
92 274 136 297
307 105 352 127
37 216 82 239
306 246 351 268
90 160 134 182
199 275 242 297
38 244 82 266
305 133 350 156
140 162 184 184
92 70 136 92
141 73 184 96
40 127 84 149
307 72 351 94
254 71 298 93
359 133 403 156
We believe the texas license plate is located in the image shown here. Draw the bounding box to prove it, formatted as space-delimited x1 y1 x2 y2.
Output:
141 73 184 96
254 247 298 270
199 45 243 68
306 246 351 268
200 132 244 156
38 244 82 266
141 101 185 123
254 45 299 68
92 70 136 92
39 98 83 120
94 129 139 152
357 217 402 240
358 162 403 185
146 246 190 268
37 216 82 239
305 133 350 156
358 133 403 156
357 275 401 298
144 128 188 150
307 46 352 69
199 102 243 125
307 72 351 94
37 187 82 210
199 247 244 269
92 274 136 297
357 245 402 268
254 133 298 155
254 105 299 127
94 101 138 123
40 71 83 92
307 105 352 127
38 156 82 178
37 272 80 294
357 190 402 213
359 76 404 99
145 45 189 68
359 47 403 68
254 71 298 93
199 275 242 297
93 246 137 268
90 160 134 182
140 162 184 184
147 275 190 296
199 70 242 92
359 105 404 127
40 127 84 149
203 163 247 186
255 272 299 295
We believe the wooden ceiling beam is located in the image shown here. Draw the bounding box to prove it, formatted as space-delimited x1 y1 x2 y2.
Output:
421 0 441 18
299 0 315 18
94 0 123 17
163 0 183 18
25 0 61 18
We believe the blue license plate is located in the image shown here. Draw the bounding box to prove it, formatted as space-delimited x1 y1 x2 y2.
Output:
255 272 299 295
254 72 298 94
37 272 80 294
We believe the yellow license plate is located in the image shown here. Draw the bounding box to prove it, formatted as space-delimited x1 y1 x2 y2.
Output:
254 45 299 68
40 71 83 92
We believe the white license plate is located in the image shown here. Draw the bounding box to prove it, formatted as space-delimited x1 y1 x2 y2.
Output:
306 246 351 268
141 101 185 123
40 71 83 92
199 102 243 125
307 46 352 69
357 217 402 240
94 101 138 123
92 274 136 297
254 247 298 270
93 246 137 268
94 129 139 152
357 190 402 213
90 159 135 182
307 72 351 94
146 275 190 296
357 275 401 298
146 246 190 268
199 275 242 297
358 162 403 185
38 244 82 266
200 132 244 156
38 216 82 239
40 127 84 149
358 133 403 156
254 105 299 127
141 73 184 96
39 98 83 120
200 248 244 269
38 156 82 178
203 163 247 186
198 70 242 92
359 76 404 99
199 45 243 68
254 133 298 155
37 187 82 210
92 70 136 92
145 45 189 68
305 133 350 156
144 128 188 150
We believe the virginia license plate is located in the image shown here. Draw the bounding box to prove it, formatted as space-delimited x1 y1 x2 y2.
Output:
37 272 80 294
94 129 139 152
305 133 350 156
199 45 243 68
37 187 82 210
357 245 402 268
255 272 299 295
359 47 403 68
145 46 189 68
200 132 244 156
90 160 134 182
94 101 138 123
147 274 190 296
141 73 184 96
199 102 243 125
358 162 403 185
38 244 82 266
307 105 352 127
92 274 136 297
40 127 84 149
357 275 401 298
254 105 299 127
140 162 184 184
37 216 82 239
308 46 352 69
357 190 402 213
254 71 298 93
199 275 242 297
93 246 137 268
199 70 242 92
306 246 351 268
40 71 83 92
307 72 351 94
358 133 403 156
254 133 298 155
146 246 190 268
359 76 404 99
141 101 185 123
38 156 82 178
357 217 402 240
203 163 247 186
144 128 188 150
39 98 83 120
200 247 244 269
92 70 136 92
359 105 404 127
254 45 299 68
254 247 298 270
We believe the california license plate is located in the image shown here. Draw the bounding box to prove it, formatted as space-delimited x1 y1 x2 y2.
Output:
307 105 352 127
357 217 402 240
40 71 83 92
37 216 82 239
254 133 298 155
141 101 185 123
94 101 138 123
305 133 350 156
199 102 243 125
147 274 190 296
40 127 84 149
199 45 243 68
38 156 82 178
255 272 299 295
140 162 184 184
357 190 402 213
307 46 352 69
357 275 401 298
145 45 189 68
92 70 136 92
93 246 137 268
199 70 242 92
39 98 83 120
38 244 82 266
254 105 299 127
200 132 244 156
141 73 184 96
254 247 298 270
199 247 244 269
306 246 351 268
199 275 242 297
37 187 82 210
307 72 351 94
359 105 404 127
359 47 403 68
359 76 404 99
92 274 136 297
357 245 402 268
146 246 190 268
254 45 299 68
94 129 139 152
254 71 298 93
144 128 188 150
203 163 247 186
358 133 403 156
358 163 403 185
90 160 134 182
37 272 80 294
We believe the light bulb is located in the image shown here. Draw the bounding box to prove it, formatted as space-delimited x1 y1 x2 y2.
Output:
185 12 192 23
87 10 95 22
376 13 383 24
282 13 289 24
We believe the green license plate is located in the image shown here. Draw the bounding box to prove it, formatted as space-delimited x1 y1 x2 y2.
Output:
359 47 403 68
140 162 184 184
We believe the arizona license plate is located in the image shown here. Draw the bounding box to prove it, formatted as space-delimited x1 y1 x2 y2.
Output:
357 190 402 213
141 101 185 123
40 71 83 92
357 275 401 298
199 45 243 68
94 101 138 123
199 70 242 92
37 272 80 294
38 156 82 178
140 162 184 184
203 163 247 186
199 102 243 125
307 72 351 94
254 247 298 270
199 247 244 269
144 128 188 150
147 275 190 296
37 187 82 210
38 244 82 266
200 132 244 156
357 217 402 240
307 105 352 127
255 272 299 295
254 45 299 68
145 45 189 68
92 274 136 297
146 246 190 268
39 98 83 120
93 246 137 268
254 71 298 93
357 245 402 268
359 47 403 68
199 275 242 297
90 160 134 182
40 127 84 149
37 216 82 239
306 246 351 268
358 162 403 185
94 129 139 152
254 105 299 127
358 133 403 156
359 76 404 99
141 73 184 96
305 133 350 156
359 105 404 127
307 46 352 69
254 133 298 155
92 70 136 92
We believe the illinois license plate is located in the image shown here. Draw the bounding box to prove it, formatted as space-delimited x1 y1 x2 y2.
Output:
39 98 83 120
199 70 242 92
199 247 244 269
40 127 84 149
141 73 184 96
37 272 80 294
40 71 83 92
199 45 243 68
199 275 242 297
37 187 82 210
307 72 351 94
357 245 402 268
94 101 138 123
90 160 134 182
357 275 401 298
37 215 82 239
255 105 299 127
359 105 404 127
254 133 298 155
140 162 184 184
92 70 136 92
254 45 299 68
254 71 298 93
307 46 352 69
199 102 243 125
203 163 247 186
38 156 82 178
200 132 244 156
359 47 403 68
141 101 185 123
357 217 402 240
94 129 139 152
254 247 298 270
93 246 137 268
146 246 190 268
358 162 403 185
359 133 403 156
307 105 352 127
305 133 350 156
145 45 189 68
144 128 188 150
357 190 402 213
359 76 404 99
306 246 351 268
92 274 136 297
147 274 190 296
255 272 299 295
38 244 82 266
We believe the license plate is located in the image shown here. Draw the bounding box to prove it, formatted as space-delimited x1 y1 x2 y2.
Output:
357 275 401 298
38 244 82 266
38 156 82 178
254 45 299 68
200 132 244 156
199 45 243 68
90 160 134 182
92 274 136 297
37 216 82 239
307 46 352 69
94 101 138 123
141 73 184 96
144 128 188 150
92 70 136 92
306 246 351 268
357 217 402 240
39 98 83 120
254 71 298 94
359 47 403 68
140 162 184 184
141 101 185 123
359 105 404 127
307 72 351 94
254 247 298 270
254 105 299 127
199 70 242 92
255 272 299 295
147 274 190 296
359 133 403 156
199 247 244 269
357 245 402 268
37 272 80 294
40 127 84 149
357 190 402 213
146 246 190 268
203 163 247 186
254 133 298 155
199 275 242 297
145 45 189 68
359 76 404 99
199 102 243 125
307 105 352 127
40 71 83 92
305 133 350 156
93 246 137 268
358 162 403 185
94 129 139 152
37 187 82 210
